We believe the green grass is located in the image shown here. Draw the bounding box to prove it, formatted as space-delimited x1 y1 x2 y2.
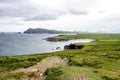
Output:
48 33 120 80
60 66 102 80
0 33 120 80
44 67 63 80
57 33 120 40
0 72 35 80
0 54 47 72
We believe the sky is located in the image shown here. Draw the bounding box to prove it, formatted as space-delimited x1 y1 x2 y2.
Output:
0 0 120 33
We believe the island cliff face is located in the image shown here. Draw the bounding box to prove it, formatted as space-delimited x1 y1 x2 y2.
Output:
24 28 69 34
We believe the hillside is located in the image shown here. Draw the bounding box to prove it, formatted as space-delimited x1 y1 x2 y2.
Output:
24 28 72 34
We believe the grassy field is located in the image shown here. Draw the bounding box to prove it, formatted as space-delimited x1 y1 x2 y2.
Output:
0 33 120 80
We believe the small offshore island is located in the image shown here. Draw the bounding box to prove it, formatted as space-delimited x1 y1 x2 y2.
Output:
24 28 73 34
0 32 120 80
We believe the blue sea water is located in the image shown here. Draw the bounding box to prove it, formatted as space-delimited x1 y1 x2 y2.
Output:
0 33 92 56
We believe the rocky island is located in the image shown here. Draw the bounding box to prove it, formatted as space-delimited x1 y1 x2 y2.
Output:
24 28 72 34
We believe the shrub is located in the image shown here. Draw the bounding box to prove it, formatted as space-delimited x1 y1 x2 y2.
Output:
69 56 102 67
27 72 35 77
44 67 63 80
82 57 101 67
27 57 38 61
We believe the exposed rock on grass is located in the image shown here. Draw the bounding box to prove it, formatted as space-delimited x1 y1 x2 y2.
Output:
64 43 84 50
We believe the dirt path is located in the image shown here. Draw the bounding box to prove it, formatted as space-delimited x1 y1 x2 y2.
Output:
13 56 68 80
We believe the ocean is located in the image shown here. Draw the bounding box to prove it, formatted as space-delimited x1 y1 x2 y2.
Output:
0 33 92 56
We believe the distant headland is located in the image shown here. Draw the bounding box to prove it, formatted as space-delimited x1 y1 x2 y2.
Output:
24 28 73 34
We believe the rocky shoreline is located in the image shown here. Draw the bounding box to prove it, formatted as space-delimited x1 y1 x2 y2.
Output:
45 35 96 50
44 35 72 42
44 37 68 42
45 36 89 50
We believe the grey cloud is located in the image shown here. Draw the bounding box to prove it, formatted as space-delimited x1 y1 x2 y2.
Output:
0 2 30 17
0 8 21 17
110 15 120 21
70 9 88 15
0 0 15 2
98 10 107 14
0 9 60 21
0 22 23 25
0 0 24 3
0 0 89 22
102 14 120 21
0 0 64 21
0 7 62 21
24 14 58 21
0 7 36 18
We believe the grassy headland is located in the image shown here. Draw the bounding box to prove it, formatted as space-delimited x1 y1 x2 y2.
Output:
0 33 120 80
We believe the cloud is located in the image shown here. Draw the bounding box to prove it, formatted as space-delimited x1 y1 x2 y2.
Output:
0 1 33 18
0 0 24 3
24 14 58 21
0 22 23 25
0 8 62 21
100 14 120 22
0 0 14 2
70 9 89 15
107 15 120 21
0 0 120 33
98 10 107 14
0 0 91 22
0 0 90 22
0 8 21 17
0 0 64 21
0 17 24 26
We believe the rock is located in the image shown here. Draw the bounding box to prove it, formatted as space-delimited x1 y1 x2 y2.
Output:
64 44 84 50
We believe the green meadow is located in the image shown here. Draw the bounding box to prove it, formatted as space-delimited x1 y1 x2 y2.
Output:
0 33 120 80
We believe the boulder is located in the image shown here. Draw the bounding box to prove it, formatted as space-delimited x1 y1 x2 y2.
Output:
64 44 84 50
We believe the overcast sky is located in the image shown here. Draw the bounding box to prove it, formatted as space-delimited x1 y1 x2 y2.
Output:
0 0 120 33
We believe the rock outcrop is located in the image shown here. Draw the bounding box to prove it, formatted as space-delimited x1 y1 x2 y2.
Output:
64 44 84 50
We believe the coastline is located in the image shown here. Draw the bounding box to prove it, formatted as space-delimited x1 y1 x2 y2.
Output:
0 33 120 80
45 34 96 42
0 34 94 56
